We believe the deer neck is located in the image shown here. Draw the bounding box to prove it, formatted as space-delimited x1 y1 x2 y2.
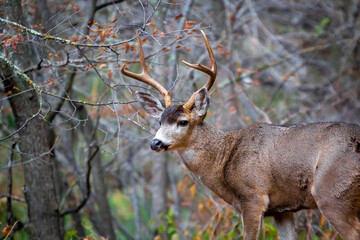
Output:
176 121 242 206
177 121 227 177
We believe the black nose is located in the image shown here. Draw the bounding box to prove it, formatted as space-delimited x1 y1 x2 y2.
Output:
150 139 168 151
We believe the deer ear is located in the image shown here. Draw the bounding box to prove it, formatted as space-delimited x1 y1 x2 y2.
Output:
136 91 164 118
194 88 209 117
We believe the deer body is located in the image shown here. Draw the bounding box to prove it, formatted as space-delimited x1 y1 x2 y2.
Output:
175 111 360 239
121 30 360 239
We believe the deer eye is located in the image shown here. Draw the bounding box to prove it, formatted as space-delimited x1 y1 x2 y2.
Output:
159 121 161 126
178 120 189 127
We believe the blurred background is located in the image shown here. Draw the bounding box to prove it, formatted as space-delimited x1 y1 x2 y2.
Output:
0 0 359 239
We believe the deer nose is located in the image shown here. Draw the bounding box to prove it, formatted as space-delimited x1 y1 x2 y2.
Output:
150 139 168 151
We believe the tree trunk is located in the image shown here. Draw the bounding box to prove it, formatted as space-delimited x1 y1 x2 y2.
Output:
1 0 62 239
1 46 62 240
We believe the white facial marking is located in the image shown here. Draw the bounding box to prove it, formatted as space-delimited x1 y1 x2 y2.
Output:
153 120 189 148
154 125 175 146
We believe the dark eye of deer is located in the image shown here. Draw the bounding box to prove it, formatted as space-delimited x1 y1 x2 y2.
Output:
178 120 189 127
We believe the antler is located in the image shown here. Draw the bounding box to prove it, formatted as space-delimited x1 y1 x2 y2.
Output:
182 30 217 110
121 31 172 107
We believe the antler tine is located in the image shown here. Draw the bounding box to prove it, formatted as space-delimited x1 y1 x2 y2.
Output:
182 30 217 110
121 30 172 107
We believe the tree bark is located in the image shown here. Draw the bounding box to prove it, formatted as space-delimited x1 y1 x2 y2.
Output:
1 47 62 240
1 0 62 239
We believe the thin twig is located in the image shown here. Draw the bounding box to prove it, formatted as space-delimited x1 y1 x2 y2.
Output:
59 146 99 217
0 194 25 203
95 0 126 12
46 70 76 123
7 142 16 226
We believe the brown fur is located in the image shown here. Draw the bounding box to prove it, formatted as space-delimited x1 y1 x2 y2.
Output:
175 120 360 240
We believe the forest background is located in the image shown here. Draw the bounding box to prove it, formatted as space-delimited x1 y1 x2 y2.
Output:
0 0 360 239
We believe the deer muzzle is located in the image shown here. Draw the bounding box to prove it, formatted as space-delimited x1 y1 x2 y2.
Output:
150 139 168 152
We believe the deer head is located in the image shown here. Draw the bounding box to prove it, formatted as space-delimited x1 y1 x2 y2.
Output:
121 30 217 152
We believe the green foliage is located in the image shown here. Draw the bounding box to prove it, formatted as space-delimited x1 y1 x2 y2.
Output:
314 18 330 37
65 229 78 240
157 208 177 238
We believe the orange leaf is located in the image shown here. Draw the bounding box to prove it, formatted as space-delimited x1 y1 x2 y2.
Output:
69 36 81 42
175 45 182 49
206 200 213 208
227 209 233 216
184 20 196 31
2 225 11 238
183 46 191 52
68 3 79 11
320 214 325 227
110 18 117 23
88 20 97 27
55 53 61 61
174 14 184 21
177 181 184 193
108 69 113 79
189 184 196 198
236 68 243 74
152 28 158 36
99 64 107 69
219 50 230 56
146 22 155 27
198 203 205 213
229 106 237 113
282 73 288 82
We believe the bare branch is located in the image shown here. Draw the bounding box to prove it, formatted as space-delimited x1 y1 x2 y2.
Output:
95 0 126 12
59 146 99 217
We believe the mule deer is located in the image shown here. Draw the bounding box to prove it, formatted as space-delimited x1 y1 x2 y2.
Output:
121 30 360 240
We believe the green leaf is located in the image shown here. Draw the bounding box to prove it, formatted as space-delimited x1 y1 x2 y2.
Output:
165 208 174 221
167 226 176 235
227 228 236 239
65 230 77 237
321 18 330 26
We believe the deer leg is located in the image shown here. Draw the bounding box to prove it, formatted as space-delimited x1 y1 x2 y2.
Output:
241 198 267 240
312 154 360 239
242 211 263 240
273 212 295 240
317 203 360 240
314 193 360 239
